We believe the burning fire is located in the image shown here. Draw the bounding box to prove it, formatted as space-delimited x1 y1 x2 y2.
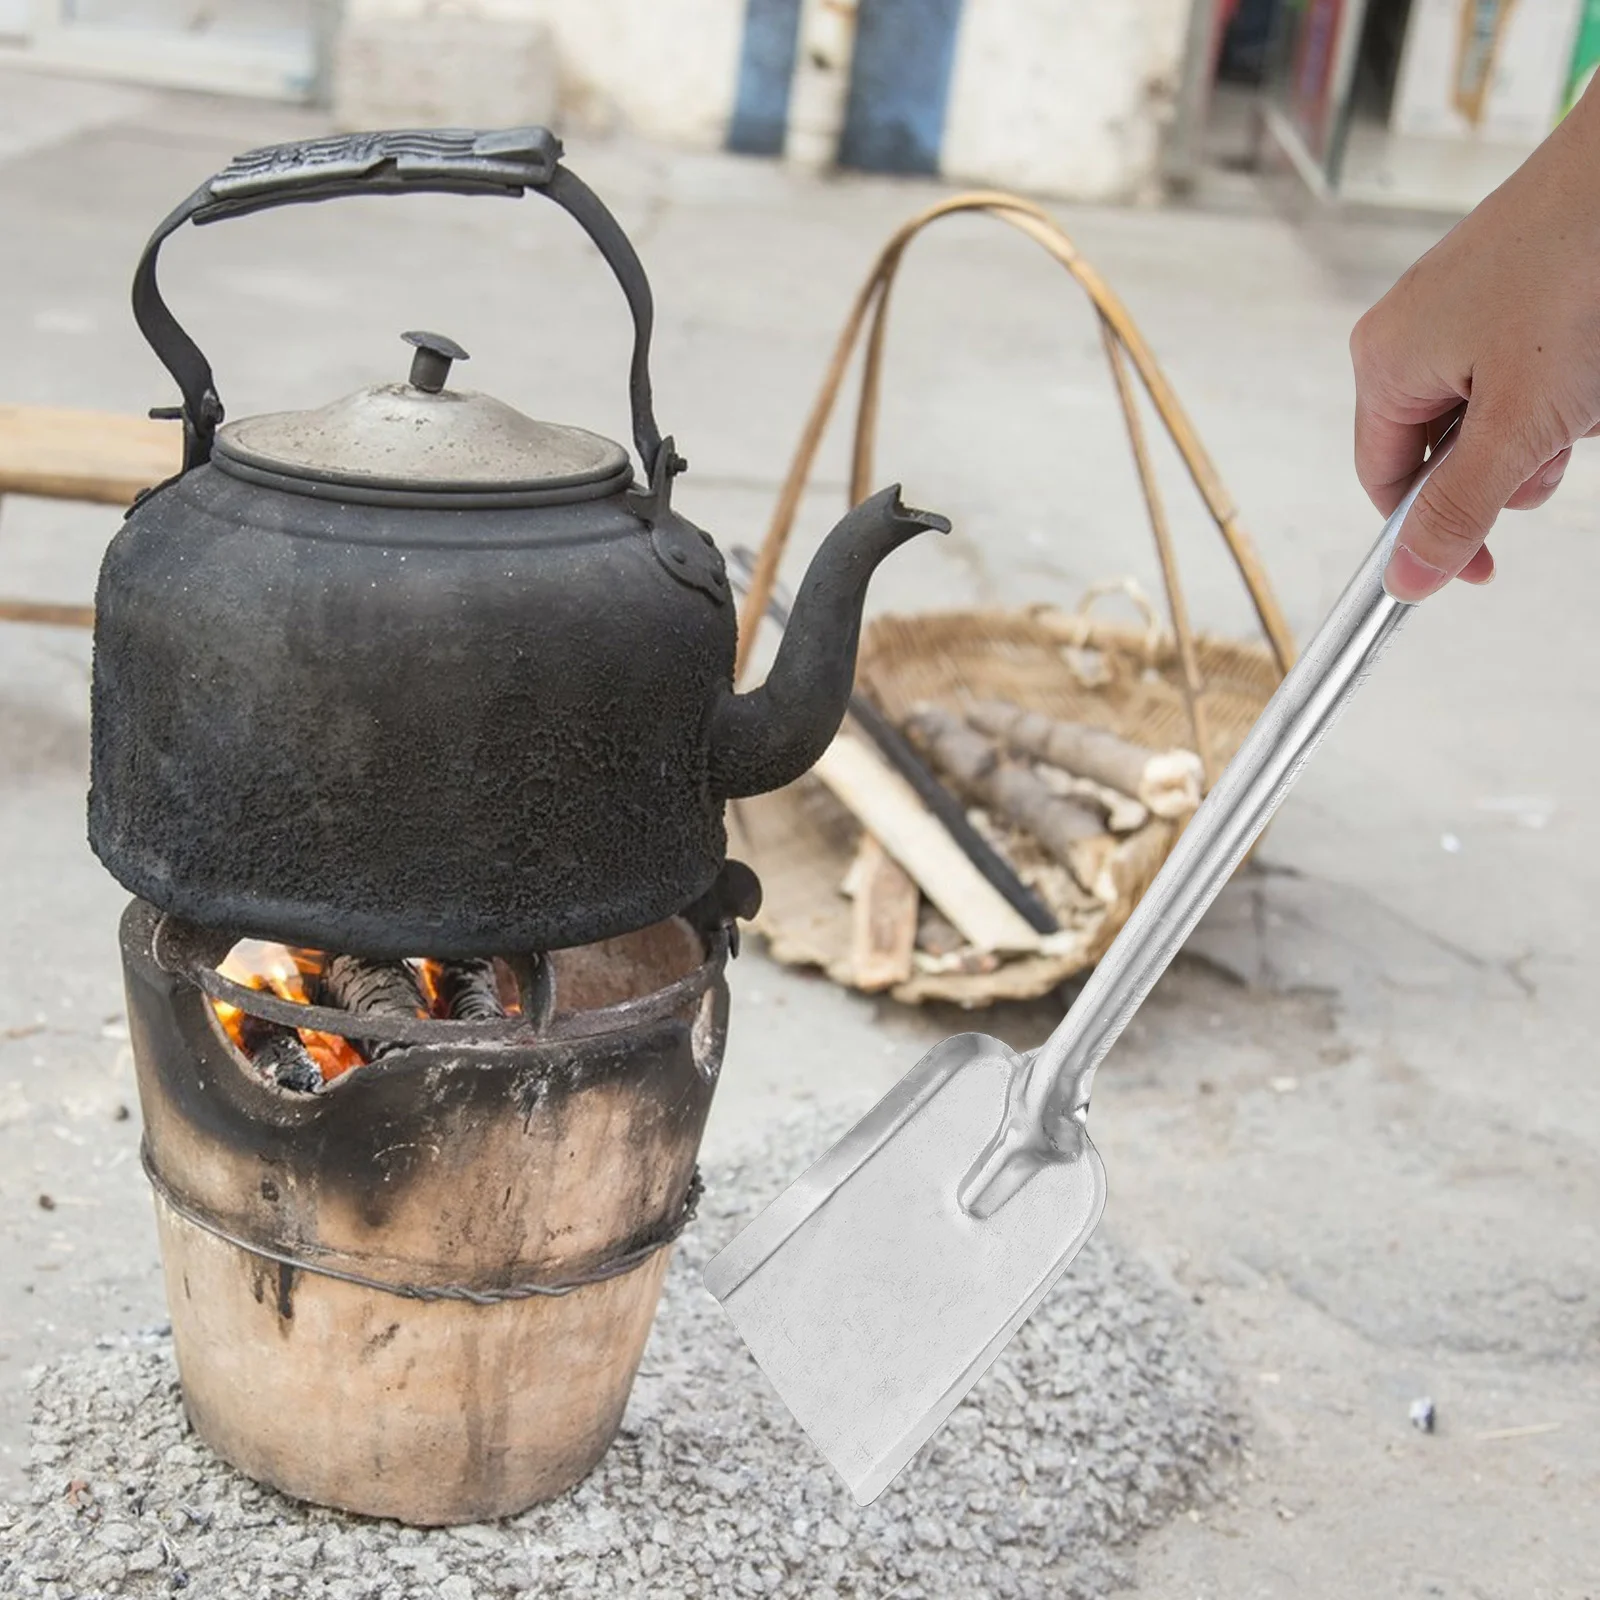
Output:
213 943 521 1088
214 943 364 1083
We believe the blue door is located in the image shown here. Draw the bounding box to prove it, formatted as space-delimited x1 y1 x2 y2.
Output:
728 0 806 156
837 0 964 175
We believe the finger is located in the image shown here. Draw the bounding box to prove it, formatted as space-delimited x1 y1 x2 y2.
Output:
1456 543 1495 584
1384 406 1547 602
1354 396 1430 515
1504 446 1572 510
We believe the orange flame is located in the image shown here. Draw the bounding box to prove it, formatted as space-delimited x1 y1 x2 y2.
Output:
213 945 522 1088
213 941 365 1084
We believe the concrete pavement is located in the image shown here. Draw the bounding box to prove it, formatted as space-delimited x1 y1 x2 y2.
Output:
0 67 1595 1596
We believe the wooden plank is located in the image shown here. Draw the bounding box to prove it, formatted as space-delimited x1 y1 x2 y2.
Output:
812 734 1042 955
0 406 181 506
846 835 919 992
0 599 93 628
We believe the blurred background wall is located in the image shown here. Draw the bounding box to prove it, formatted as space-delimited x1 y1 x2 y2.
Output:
328 0 1197 203
1 0 1596 210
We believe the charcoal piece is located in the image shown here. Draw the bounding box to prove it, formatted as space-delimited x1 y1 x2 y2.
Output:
319 955 428 1060
435 958 507 1023
238 1014 323 1094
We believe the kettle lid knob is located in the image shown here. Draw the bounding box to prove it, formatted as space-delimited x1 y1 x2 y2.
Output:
402 330 470 394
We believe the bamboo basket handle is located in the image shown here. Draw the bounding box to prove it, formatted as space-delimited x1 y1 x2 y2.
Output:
1096 314 1218 783
734 193 1297 769
1071 578 1168 662
848 194 1295 683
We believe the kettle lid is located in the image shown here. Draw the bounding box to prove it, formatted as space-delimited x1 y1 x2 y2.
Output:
211 331 633 508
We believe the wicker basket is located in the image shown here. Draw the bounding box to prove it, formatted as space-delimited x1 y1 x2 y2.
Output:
730 194 1295 1007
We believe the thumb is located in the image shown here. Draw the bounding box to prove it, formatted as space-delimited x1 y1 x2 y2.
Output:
1384 407 1545 602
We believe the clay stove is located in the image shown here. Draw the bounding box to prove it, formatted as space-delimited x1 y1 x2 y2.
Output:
120 892 742 1525
87 124 940 1525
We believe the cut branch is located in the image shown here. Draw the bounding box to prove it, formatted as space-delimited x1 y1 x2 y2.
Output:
238 1014 323 1094
966 701 1202 818
434 959 508 1023
319 956 429 1060
905 706 1117 900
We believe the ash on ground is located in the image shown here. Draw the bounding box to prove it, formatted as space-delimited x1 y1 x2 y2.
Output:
0 1111 1240 1599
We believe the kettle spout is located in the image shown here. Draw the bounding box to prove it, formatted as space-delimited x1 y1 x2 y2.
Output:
710 485 949 799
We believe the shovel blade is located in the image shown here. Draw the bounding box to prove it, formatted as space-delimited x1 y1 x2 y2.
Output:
704 1033 1107 1504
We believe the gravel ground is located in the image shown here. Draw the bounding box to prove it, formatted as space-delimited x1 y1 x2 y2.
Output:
0 1110 1240 1599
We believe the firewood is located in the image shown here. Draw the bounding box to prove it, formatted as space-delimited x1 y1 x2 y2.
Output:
844 835 919 992
840 845 872 901
966 701 1203 818
913 946 1002 977
434 959 507 1023
1033 765 1148 833
811 734 1043 954
238 1014 323 1094
726 544 1056 937
904 707 1117 900
916 905 966 958
319 955 428 1060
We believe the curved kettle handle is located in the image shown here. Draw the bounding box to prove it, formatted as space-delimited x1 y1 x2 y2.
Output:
131 125 672 478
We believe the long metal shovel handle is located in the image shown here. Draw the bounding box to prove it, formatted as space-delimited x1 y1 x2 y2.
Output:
959 435 1453 1216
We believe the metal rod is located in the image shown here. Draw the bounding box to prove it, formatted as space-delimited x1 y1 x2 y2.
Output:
960 444 1452 1216
961 443 1453 1214
997 444 1449 1161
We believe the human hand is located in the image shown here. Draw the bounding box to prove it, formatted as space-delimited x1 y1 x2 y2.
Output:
1349 76 1600 601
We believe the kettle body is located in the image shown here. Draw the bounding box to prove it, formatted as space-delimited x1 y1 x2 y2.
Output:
89 126 944 957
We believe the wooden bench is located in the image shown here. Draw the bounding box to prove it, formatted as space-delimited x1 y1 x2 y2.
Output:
0 405 182 628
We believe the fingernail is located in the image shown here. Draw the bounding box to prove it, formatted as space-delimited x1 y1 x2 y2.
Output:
1541 459 1567 488
1383 544 1449 603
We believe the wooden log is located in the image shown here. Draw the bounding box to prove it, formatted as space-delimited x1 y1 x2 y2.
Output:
319 955 429 1060
844 835 919 992
237 1013 323 1095
905 707 1118 901
434 959 508 1023
812 734 1042 954
916 904 966 958
967 700 1203 818
1035 764 1148 834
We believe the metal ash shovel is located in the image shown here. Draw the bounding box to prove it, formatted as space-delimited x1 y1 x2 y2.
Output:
706 448 1450 1504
